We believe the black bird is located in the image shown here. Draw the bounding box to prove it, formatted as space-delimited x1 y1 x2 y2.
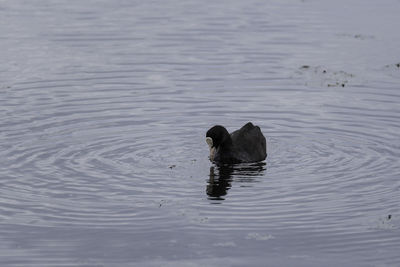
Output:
206 122 267 164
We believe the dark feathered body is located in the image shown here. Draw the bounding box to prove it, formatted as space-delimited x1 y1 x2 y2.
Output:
206 122 267 164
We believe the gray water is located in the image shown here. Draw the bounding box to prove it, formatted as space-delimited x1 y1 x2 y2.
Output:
1 0 400 266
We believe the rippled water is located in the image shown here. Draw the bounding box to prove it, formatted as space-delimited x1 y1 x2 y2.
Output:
1 0 400 266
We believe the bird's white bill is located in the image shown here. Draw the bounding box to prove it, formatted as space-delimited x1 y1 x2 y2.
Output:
209 147 216 161
206 137 215 161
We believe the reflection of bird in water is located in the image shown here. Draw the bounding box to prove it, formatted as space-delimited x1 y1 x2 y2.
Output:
207 163 266 201
207 166 233 200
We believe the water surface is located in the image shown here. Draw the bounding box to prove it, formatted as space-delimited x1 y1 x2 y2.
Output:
1 0 400 266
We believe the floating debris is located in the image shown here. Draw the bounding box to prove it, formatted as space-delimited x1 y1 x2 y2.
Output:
296 65 354 88
159 199 166 207
382 63 400 78
169 165 176 169
336 33 375 40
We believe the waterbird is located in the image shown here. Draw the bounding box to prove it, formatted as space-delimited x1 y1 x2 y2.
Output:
206 122 267 164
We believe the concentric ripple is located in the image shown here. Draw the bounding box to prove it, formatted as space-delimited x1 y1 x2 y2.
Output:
1 76 208 230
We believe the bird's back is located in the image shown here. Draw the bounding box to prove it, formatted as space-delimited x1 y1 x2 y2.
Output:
230 122 267 162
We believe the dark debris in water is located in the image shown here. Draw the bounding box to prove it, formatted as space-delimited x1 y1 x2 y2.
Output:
374 214 396 230
336 33 375 40
159 199 166 208
169 165 176 169
382 63 400 77
384 62 400 69
296 65 354 88
327 82 346 87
